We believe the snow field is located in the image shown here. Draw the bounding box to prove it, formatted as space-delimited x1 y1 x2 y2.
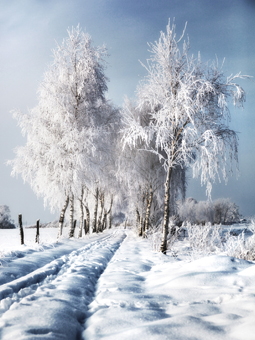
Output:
0 229 126 340
0 227 255 339
0 224 77 253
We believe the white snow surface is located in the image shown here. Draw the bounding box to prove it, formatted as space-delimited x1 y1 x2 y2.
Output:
0 227 255 339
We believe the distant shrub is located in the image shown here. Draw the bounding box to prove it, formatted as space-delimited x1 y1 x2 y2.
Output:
45 220 60 228
0 205 15 229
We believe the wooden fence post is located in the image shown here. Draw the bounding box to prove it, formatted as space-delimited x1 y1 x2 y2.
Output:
19 214 24 245
35 219 40 243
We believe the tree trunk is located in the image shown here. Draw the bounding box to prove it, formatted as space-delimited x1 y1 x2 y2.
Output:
139 216 144 237
69 220 76 238
35 219 40 243
92 188 99 233
73 220 77 236
85 206 90 233
137 208 142 236
58 195 69 238
84 219 87 234
161 166 173 254
102 195 113 230
78 188 84 238
108 210 112 229
102 213 107 230
98 191 104 233
19 214 24 245
143 185 153 237
139 188 146 237
69 194 75 238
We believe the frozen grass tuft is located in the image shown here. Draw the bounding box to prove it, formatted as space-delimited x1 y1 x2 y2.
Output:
185 222 224 256
146 224 162 252
224 221 255 261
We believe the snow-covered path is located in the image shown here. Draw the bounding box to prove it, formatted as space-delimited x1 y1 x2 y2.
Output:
0 230 126 339
0 227 255 339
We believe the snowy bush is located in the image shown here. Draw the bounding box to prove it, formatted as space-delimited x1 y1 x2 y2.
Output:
149 227 162 252
224 222 255 261
0 205 15 229
185 222 224 256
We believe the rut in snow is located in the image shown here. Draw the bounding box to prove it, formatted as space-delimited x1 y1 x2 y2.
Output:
0 230 126 340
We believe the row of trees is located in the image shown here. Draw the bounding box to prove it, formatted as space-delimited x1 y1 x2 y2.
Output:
9 21 248 251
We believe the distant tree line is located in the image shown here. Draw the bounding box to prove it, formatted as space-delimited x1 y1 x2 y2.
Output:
178 197 240 225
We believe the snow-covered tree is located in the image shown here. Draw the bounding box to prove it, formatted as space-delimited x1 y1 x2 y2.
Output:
122 20 248 253
119 99 167 235
0 205 15 229
213 198 240 225
9 26 112 236
84 103 122 234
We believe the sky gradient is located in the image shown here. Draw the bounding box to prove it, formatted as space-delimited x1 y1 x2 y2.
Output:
0 0 255 224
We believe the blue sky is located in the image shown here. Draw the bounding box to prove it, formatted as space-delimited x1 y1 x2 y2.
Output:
0 0 254 223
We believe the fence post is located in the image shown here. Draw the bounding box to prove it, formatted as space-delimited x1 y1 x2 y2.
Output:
35 219 40 243
19 214 24 245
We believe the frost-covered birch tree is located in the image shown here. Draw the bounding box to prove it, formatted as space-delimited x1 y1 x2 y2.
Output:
119 99 166 235
79 103 121 234
9 26 111 236
122 20 248 253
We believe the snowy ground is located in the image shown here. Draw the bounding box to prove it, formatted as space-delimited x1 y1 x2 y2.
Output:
0 226 255 339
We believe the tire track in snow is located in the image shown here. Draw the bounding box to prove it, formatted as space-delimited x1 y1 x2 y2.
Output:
0 233 116 286
0 233 113 301
0 230 126 340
